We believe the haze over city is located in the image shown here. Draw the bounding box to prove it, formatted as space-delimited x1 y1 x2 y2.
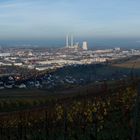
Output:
0 0 140 48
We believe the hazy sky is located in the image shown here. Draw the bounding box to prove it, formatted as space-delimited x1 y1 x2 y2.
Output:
0 0 140 42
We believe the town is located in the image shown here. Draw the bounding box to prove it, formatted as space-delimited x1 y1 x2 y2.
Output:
0 38 140 90
0 36 140 71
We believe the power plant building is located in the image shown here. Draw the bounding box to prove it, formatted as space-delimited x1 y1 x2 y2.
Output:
65 35 88 51
82 41 88 50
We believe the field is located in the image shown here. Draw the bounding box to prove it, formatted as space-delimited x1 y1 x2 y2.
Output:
112 56 140 69
0 81 108 112
0 78 140 140
113 60 140 68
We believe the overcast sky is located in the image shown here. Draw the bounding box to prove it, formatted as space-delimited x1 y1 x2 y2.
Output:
0 0 140 42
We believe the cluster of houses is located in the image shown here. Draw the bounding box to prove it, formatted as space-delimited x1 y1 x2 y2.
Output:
0 74 81 90
0 76 25 89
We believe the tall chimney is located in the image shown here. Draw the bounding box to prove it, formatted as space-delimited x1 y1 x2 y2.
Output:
71 35 73 47
66 35 69 47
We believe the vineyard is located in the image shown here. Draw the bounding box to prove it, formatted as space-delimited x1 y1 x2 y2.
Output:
0 79 140 140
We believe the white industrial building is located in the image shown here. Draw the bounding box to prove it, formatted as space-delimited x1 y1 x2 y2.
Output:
82 41 88 50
